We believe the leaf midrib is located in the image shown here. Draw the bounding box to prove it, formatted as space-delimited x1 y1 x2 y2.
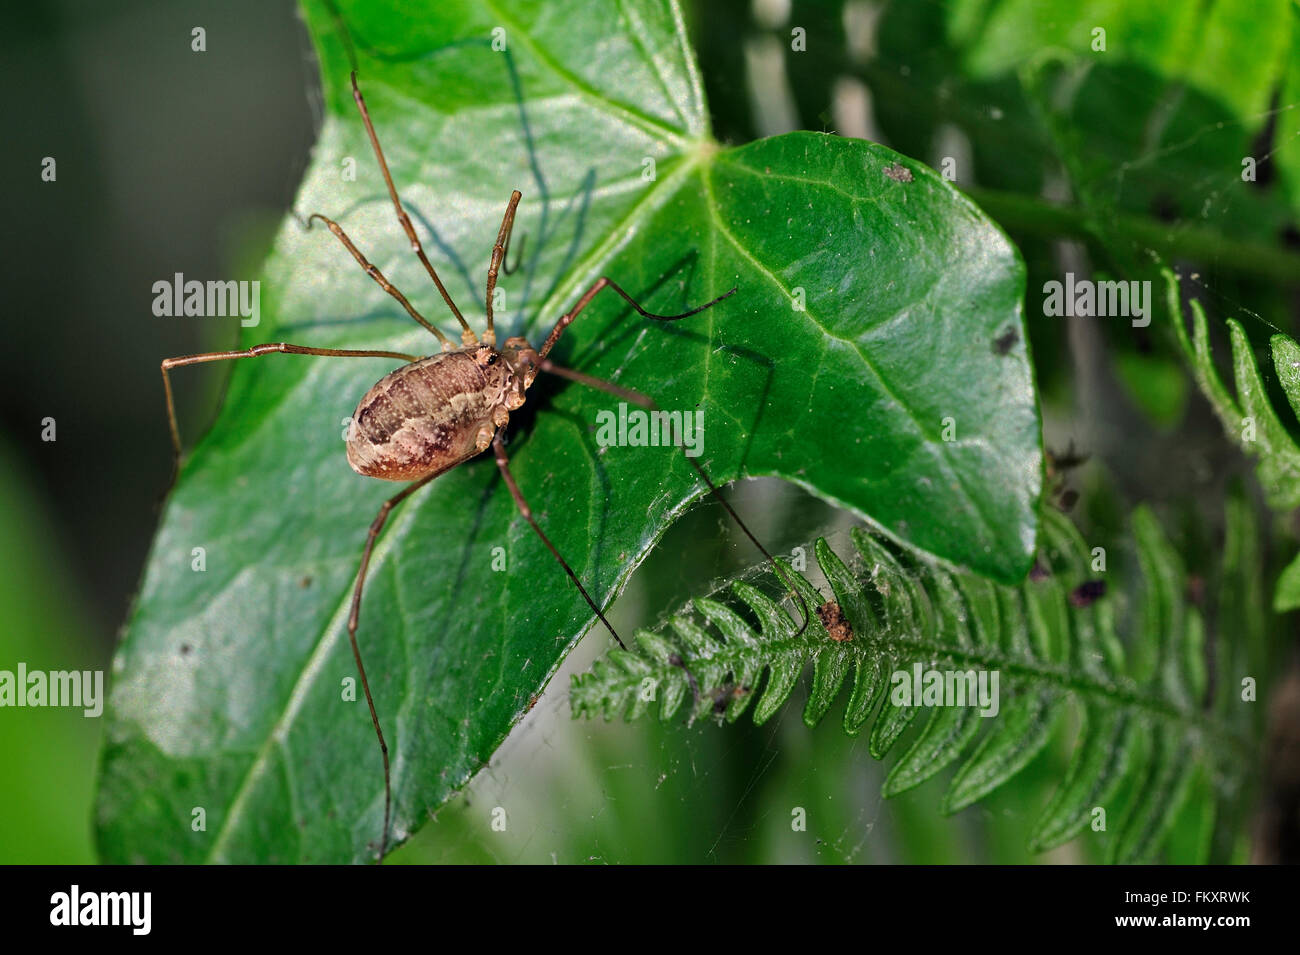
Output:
700 154 1009 558
620 623 1251 755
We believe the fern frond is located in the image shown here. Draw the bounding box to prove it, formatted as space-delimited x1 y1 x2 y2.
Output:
1163 268 1300 611
571 505 1266 862
1164 268 1300 509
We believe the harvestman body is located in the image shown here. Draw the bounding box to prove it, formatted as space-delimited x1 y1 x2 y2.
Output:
161 72 802 861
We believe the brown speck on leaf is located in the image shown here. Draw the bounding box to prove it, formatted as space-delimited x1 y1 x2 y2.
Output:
1029 560 1051 582
1186 574 1206 606
1070 579 1107 608
709 683 750 715
816 600 854 642
300 576 313 588
180 643 192 656
883 162 913 182
993 326 1019 355
526 694 539 712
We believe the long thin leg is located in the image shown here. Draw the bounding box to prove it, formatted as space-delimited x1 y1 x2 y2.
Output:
539 277 736 359
347 472 437 862
161 343 420 461
484 190 522 345
492 429 628 651
533 357 811 639
350 71 475 345
307 214 454 349
502 228 525 277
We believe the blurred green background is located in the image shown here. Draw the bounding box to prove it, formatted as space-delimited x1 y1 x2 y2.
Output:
1 0 315 863
3 0 1297 863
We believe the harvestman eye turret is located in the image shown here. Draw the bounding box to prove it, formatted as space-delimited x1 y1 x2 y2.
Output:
160 71 807 862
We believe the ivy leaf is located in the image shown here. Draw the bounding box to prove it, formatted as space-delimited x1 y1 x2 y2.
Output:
96 0 1040 863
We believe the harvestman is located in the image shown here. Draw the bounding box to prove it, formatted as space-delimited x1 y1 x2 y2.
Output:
161 72 805 860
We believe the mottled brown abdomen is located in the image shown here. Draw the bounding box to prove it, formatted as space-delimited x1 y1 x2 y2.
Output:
346 350 502 481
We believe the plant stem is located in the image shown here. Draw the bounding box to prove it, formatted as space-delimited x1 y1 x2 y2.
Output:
964 186 1300 285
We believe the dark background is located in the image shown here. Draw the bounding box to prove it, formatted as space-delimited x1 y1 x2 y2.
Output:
4 1 317 638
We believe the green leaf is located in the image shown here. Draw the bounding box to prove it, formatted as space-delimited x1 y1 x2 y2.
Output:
1028 707 1136 852
962 0 1293 122
862 0 1300 260
97 0 1040 863
1279 16 1300 216
1272 334 1300 423
942 688 1062 813
1112 351 1189 430
1110 725 1198 864
1162 763 1217 864
1273 552 1300 613
883 705 980 798
882 567 981 795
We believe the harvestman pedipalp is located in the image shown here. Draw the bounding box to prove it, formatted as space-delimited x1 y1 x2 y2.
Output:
160 72 807 861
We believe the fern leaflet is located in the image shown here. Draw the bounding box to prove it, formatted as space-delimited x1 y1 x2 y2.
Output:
1164 267 1300 610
